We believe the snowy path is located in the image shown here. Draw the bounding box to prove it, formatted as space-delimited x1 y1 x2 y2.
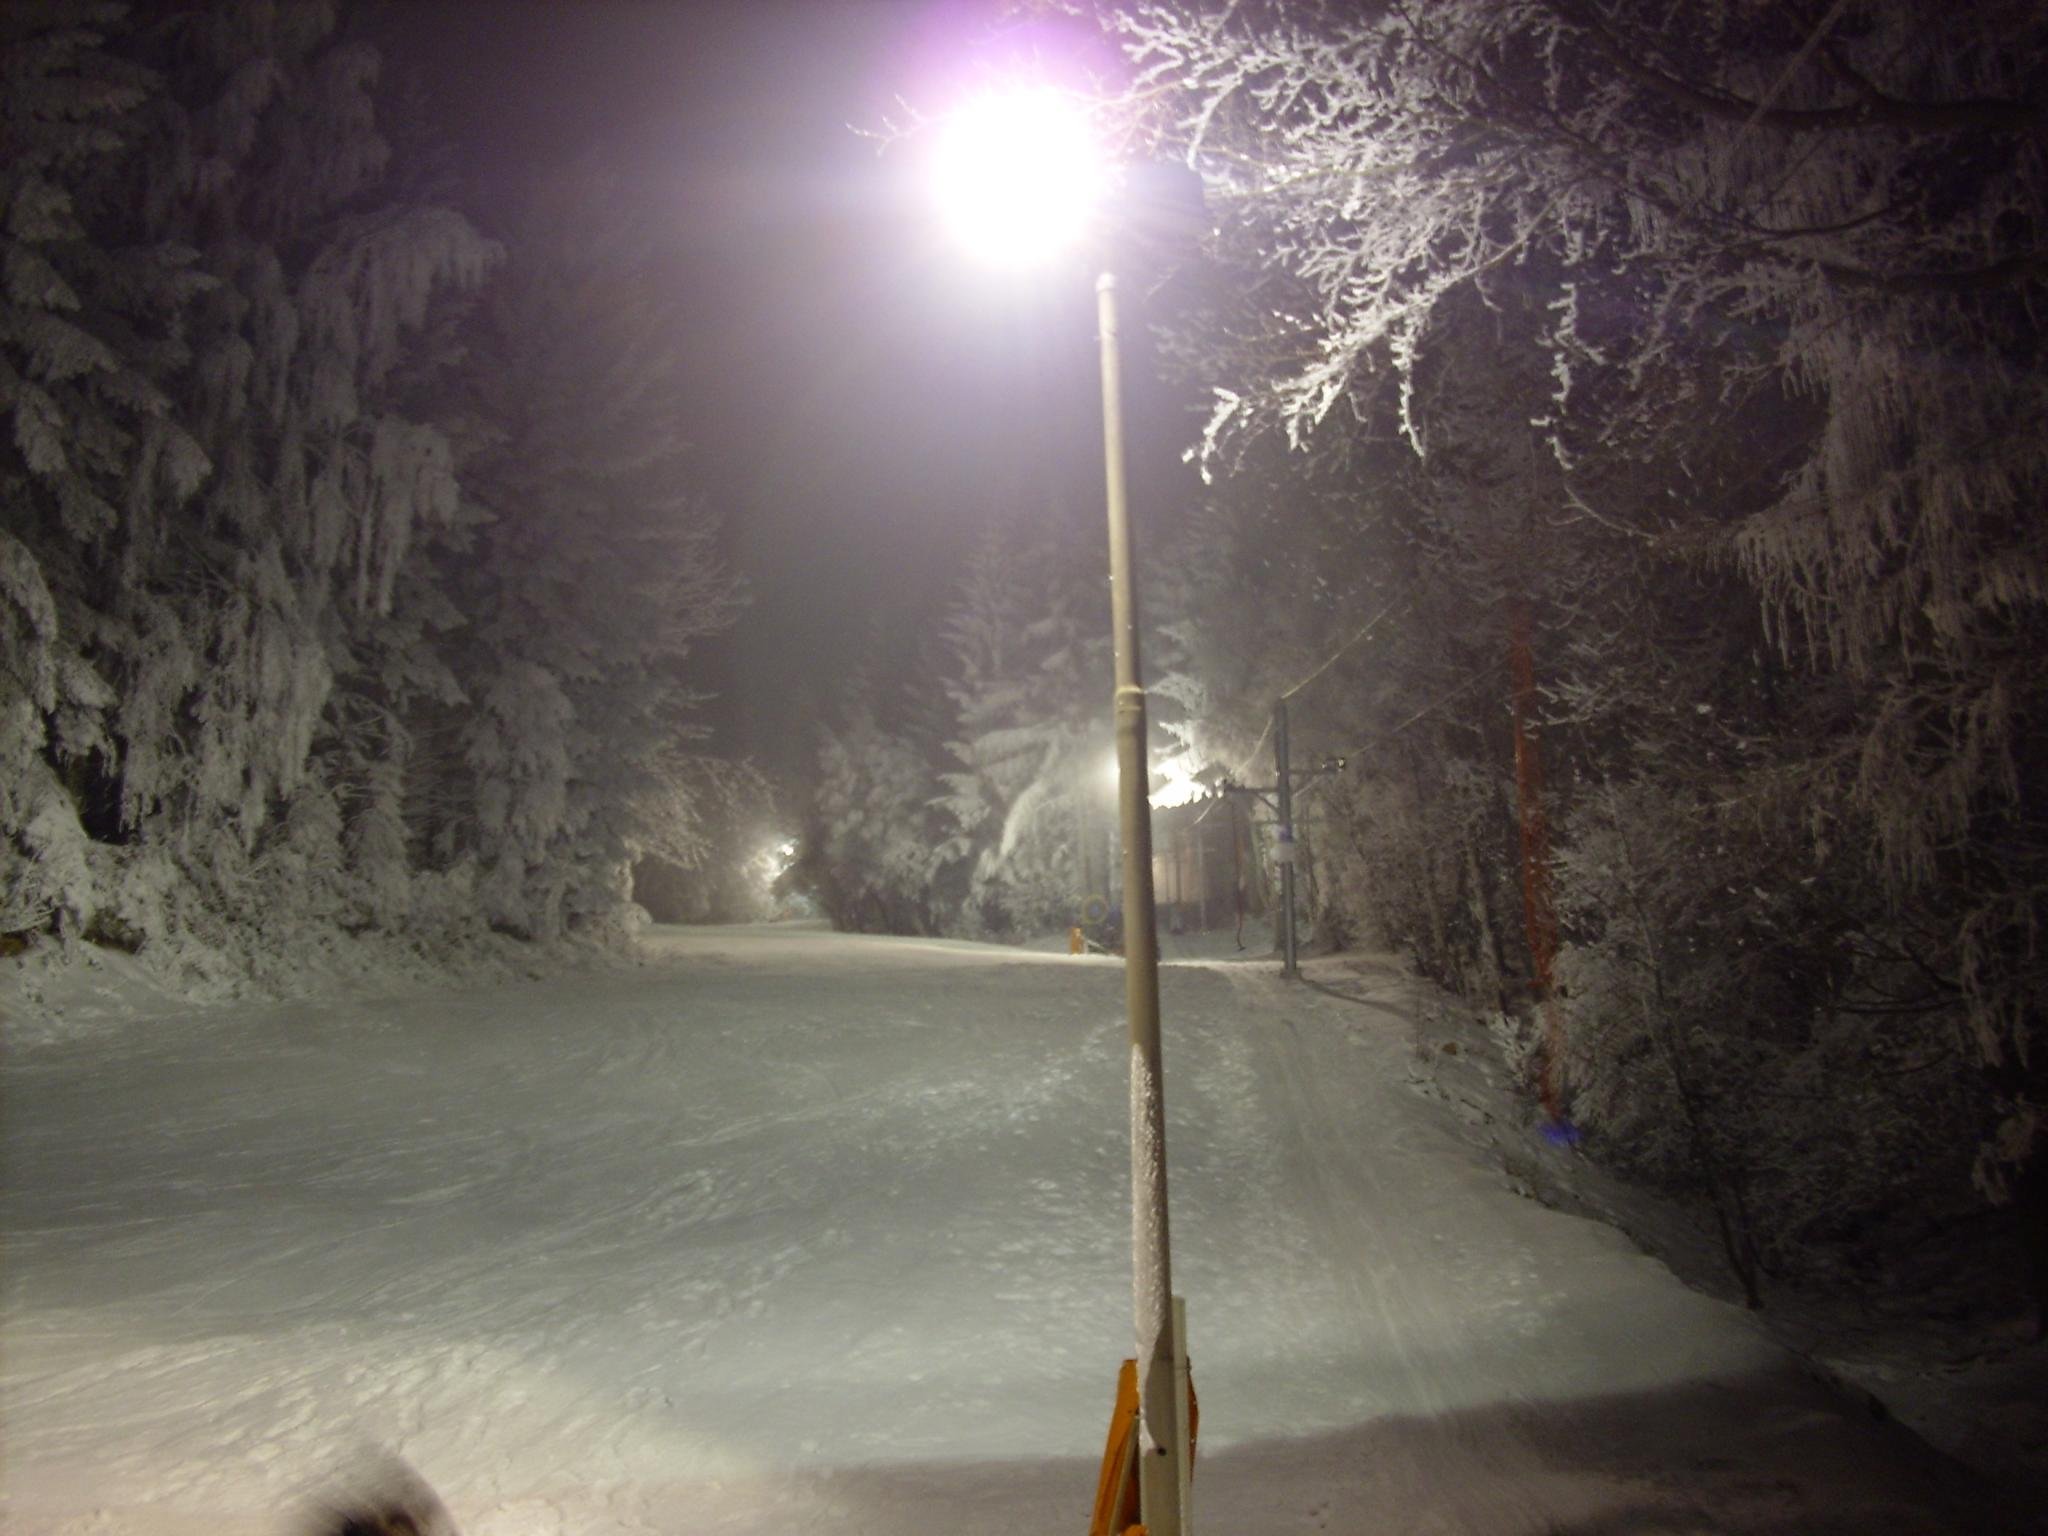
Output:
0 926 2011 1534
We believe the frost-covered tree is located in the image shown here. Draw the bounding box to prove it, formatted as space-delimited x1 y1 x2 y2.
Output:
0 1 196 941
2 2 757 976
789 681 949 936
1555 778 1990 1304
935 513 1108 938
1110 0 2048 1309
3 0 495 959
125 0 492 896
632 767 781 925
428 175 744 939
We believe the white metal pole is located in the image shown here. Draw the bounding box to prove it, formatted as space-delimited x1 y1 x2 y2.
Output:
1097 270 1185 1536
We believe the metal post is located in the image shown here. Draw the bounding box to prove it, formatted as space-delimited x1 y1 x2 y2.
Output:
1097 270 1184 1536
1275 697 1299 979
1079 789 1095 910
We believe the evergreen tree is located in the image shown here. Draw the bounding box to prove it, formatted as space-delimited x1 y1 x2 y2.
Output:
5 0 495 956
936 510 1106 938
3 2 759 974
789 666 948 936
431 174 744 939
1 0 196 939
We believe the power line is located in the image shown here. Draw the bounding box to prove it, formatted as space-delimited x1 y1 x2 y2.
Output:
1731 0 1852 157
1280 599 1406 702
1221 597 1406 783
1327 669 1494 765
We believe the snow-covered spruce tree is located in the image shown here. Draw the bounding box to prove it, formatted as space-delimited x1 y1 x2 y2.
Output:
1518 372 1991 1296
117 0 495 953
789 674 950 936
0 1 199 944
3 0 495 964
1109 0 2048 1314
425 174 743 941
935 512 1107 939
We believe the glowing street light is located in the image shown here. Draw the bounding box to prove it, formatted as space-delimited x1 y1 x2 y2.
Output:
931 87 1190 1536
931 88 1111 268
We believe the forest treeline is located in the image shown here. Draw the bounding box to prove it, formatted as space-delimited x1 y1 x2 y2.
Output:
790 0 2048 1316
2 0 754 983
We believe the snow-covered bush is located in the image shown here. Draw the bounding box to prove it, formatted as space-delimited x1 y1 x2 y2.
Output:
1554 779 1989 1299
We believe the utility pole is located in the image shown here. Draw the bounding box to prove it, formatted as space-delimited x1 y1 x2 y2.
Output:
1212 699 1340 980
1274 697 1299 980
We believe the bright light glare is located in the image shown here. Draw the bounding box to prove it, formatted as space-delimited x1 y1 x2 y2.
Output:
755 838 798 886
1148 748 1205 808
932 88 1108 268
1105 750 1204 806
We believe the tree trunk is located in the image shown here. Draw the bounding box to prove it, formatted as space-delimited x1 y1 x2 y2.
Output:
1507 592 1564 1118
1462 834 1506 1011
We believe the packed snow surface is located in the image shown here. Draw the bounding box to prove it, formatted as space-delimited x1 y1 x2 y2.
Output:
0 926 2009 1533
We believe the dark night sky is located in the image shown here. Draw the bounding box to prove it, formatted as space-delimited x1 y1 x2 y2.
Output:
377 0 1197 777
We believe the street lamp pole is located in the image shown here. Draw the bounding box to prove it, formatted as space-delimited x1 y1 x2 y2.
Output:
926 93 1189 1528
1096 269 1185 1536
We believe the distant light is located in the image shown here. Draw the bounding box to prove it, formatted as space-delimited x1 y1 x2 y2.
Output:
1147 749 1207 809
756 838 798 886
931 87 1108 268
1105 751 1203 808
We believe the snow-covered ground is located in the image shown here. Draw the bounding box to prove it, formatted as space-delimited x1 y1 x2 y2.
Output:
0 925 2025 1533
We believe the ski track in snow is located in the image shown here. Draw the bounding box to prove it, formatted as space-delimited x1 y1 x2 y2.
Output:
0 926 2019 1534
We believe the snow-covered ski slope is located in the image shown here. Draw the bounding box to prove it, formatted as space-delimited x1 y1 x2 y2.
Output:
0 925 2017 1533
